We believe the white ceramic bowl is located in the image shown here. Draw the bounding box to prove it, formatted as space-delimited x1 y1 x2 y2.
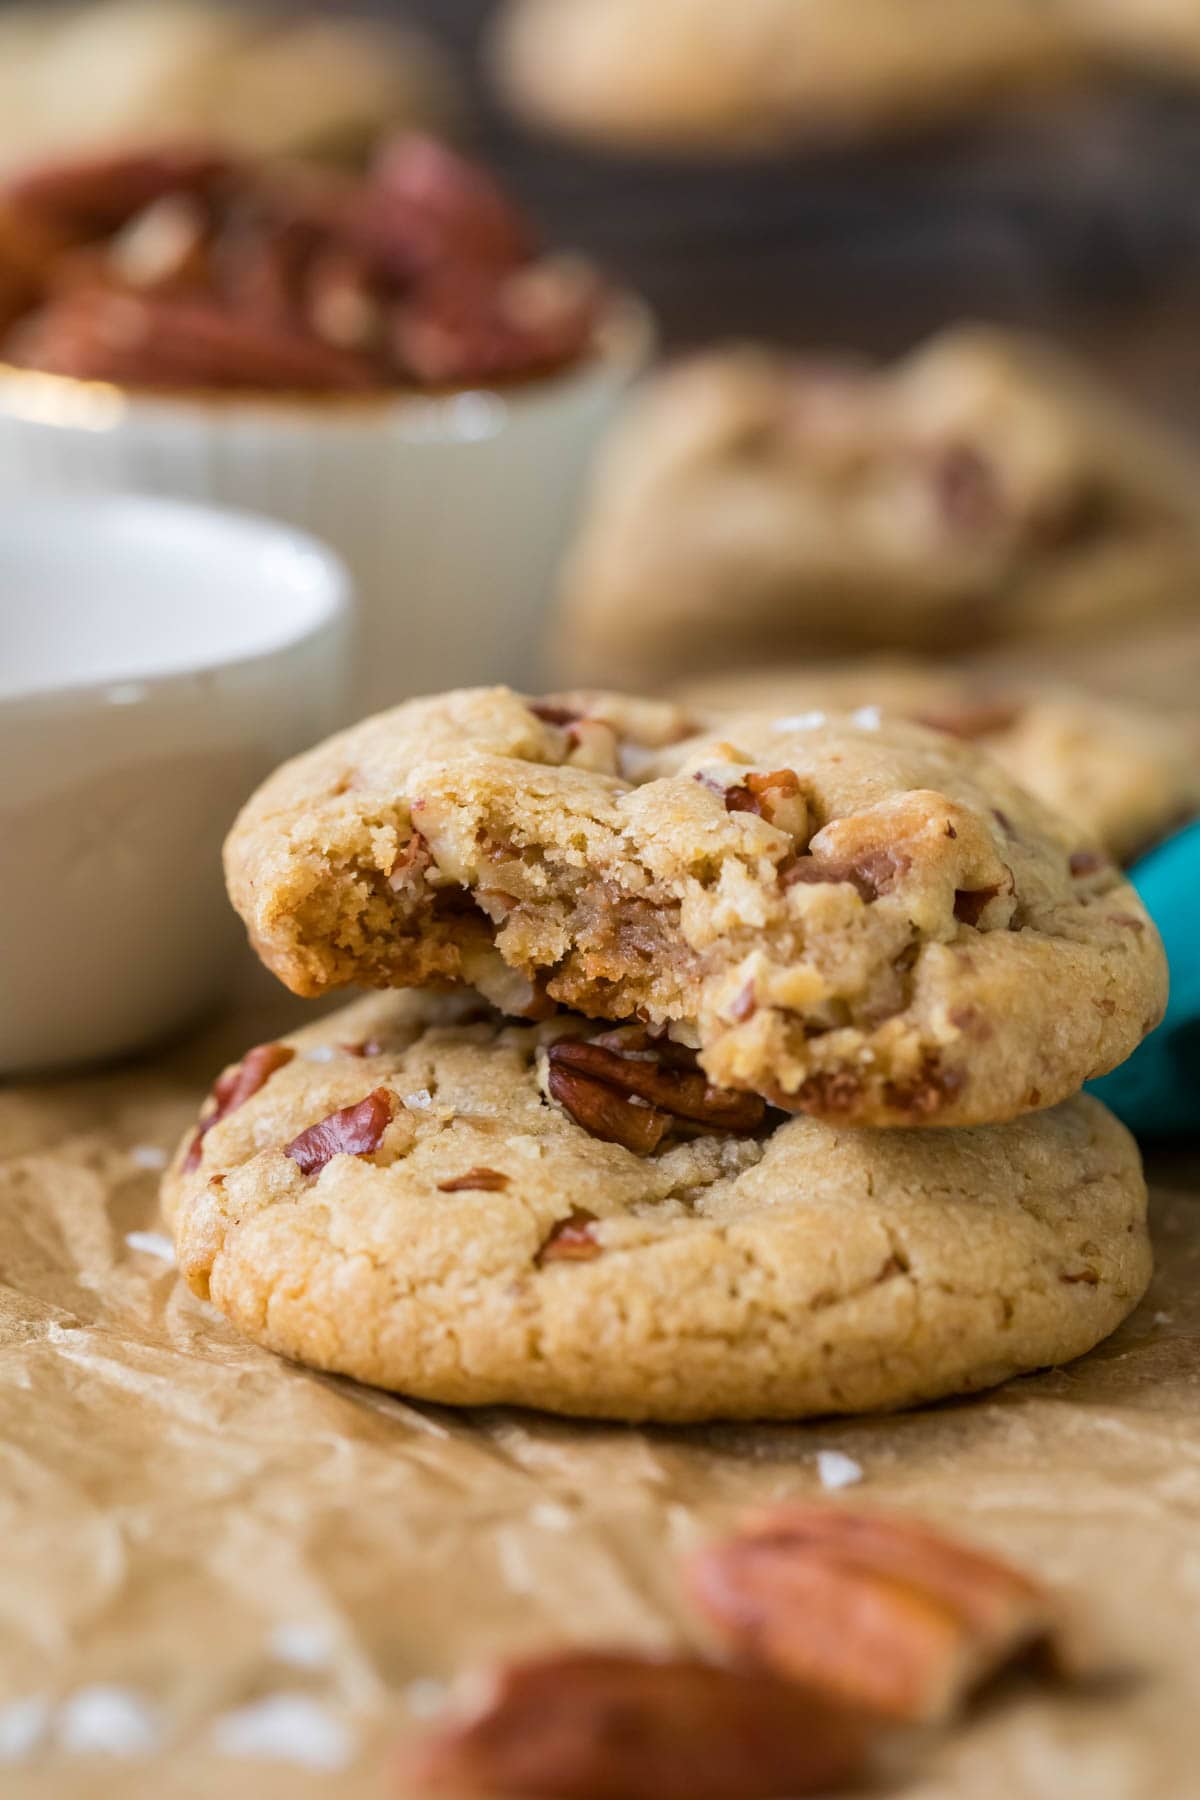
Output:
0 297 653 716
0 494 350 1074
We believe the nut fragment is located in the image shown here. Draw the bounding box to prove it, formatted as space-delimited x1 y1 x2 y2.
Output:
437 1167 510 1193
781 848 906 903
687 1504 1064 1724
722 768 808 837
537 1209 602 1264
549 1039 765 1133
3 143 235 229
546 1060 670 1156
398 1650 874 1799
184 1041 295 1172
285 1088 396 1177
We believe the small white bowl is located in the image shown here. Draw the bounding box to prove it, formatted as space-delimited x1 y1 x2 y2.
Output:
0 295 653 715
0 494 350 1074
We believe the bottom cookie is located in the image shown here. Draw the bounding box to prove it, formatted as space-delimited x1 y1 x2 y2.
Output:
165 993 1151 1423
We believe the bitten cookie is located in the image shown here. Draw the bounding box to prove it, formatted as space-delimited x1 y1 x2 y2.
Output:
165 993 1151 1423
491 0 1083 153
672 661 1200 866
551 329 1200 687
224 686 1167 1128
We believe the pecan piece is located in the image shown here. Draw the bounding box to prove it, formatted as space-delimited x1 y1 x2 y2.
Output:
8 289 378 391
537 1209 602 1264
352 132 533 280
388 831 434 891
687 1505 1064 1724
546 1060 670 1156
721 767 807 835
548 1040 765 1134
398 1651 874 1800
183 1042 295 1172
437 1167 510 1193
389 261 597 387
285 1088 396 1177
781 848 906 903
4 144 235 230
1068 849 1107 878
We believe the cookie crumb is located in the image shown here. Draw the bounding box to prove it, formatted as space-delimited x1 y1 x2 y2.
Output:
816 1450 864 1491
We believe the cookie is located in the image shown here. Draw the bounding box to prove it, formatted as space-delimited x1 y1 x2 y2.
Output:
551 329 1200 688
491 0 1083 153
673 660 1200 865
165 993 1151 1423
224 686 1166 1128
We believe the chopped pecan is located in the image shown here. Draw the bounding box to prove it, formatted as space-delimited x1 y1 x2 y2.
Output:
398 1650 874 1800
548 1040 765 1134
1068 849 1107 878
528 701 582 727
781 847 907 903
537 1209 601 1263
688 1505 1063 1724
285 1088 396 1177
546 1060 670 1155
339 1039 385 1058
718 767 807 836
437 1167 510 1193
184 1042 295 1172
4 144 235 230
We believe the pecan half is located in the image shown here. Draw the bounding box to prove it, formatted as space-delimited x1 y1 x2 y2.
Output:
537 1209 602 1264
9 289 379 390
4 144 235 230
284 1088 396 1177
688 1505 1063 1724
390 262 597 387
184 1042 295 1172
350 132 533 281
548 1040 764 1134
398 1651 874 1800
546 1061 670 1156
437 1167 509 1193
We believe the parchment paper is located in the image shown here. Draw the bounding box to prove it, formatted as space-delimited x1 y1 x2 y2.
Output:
2 995 1199 1799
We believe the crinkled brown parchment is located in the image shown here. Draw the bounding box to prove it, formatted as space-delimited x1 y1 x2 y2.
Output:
1 995 1199 1799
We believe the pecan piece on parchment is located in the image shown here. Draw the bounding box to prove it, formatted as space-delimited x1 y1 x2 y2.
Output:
398 1650 875 1800
687 1504 1075 1724
284 1088 396 1178
183 1042 295 1172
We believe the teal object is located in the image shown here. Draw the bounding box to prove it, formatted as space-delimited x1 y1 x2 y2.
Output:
1087 819 1200 1137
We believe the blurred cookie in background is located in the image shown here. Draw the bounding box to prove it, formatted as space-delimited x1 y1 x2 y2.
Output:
551 327 1200 687
672 658 1200 866
1065 0 1200 83
490 0 1086 154
0 1 460 171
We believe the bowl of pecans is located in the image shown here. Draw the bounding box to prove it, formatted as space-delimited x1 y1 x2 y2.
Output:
0 135 653 714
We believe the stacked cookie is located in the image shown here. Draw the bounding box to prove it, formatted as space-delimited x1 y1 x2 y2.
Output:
164 688 1166 1421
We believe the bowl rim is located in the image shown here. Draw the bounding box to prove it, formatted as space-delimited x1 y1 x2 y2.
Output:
0 292 655 435
0 491 352 722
